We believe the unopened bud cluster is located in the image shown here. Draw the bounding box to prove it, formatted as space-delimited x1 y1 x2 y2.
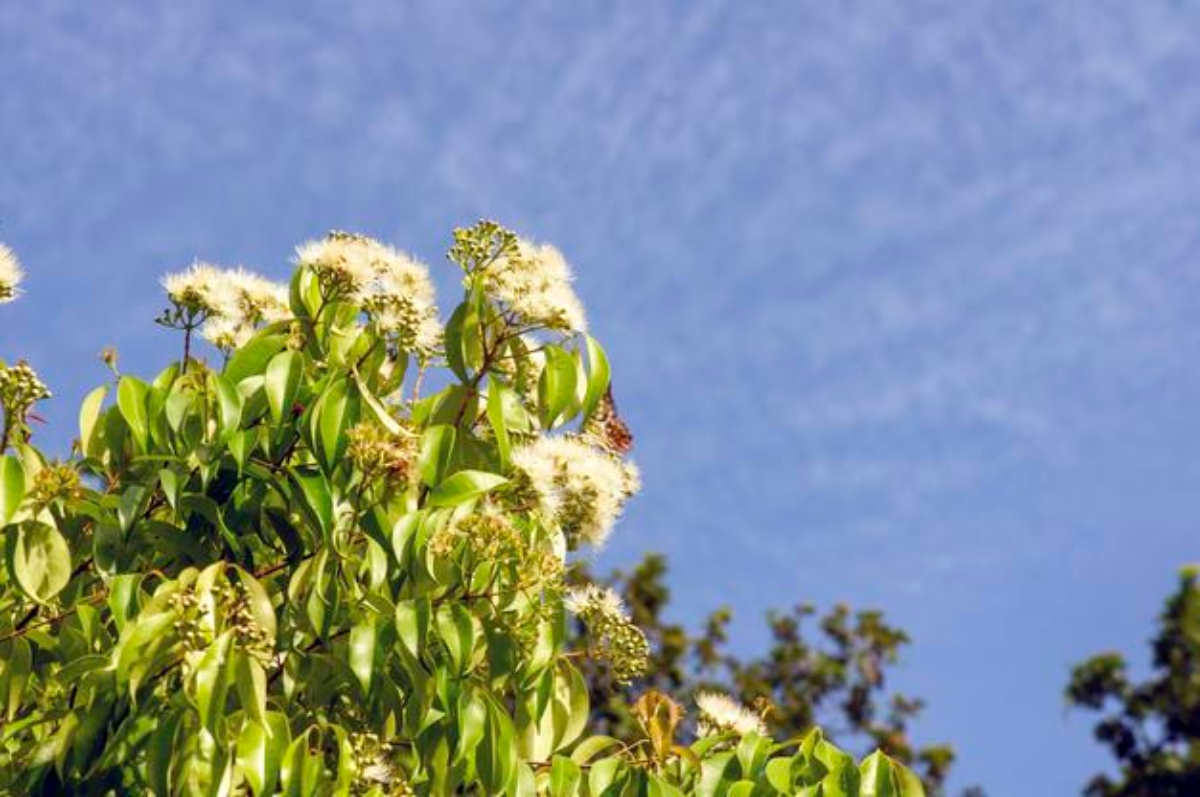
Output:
225 581 274 663
346 422 418 484
566 585 650 684
350 731 412 796
431 511 563 589
448 220 519 273
0 362 51 420
28 463 82 507
171 581 272 663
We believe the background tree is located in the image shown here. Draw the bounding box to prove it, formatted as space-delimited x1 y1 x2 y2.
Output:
575 554 964 794
1067 566 1200 797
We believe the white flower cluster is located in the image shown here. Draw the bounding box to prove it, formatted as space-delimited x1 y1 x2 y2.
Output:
162 263 290 350
564 583 649 683
695 692 766 737
511 435 640 549
564 583 627 620
484 239 587 333
295 232 441 355
0 243 24 304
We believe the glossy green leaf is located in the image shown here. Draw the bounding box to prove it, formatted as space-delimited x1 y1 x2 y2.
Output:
580 334 611 421
211 372 244 442
419 424 456 487
7 520 71 603
237 712 291 796
309 377 358 474
549 755 581 797
5 637 31 721
0 454 24 525
428 469 507 508
349 617 377 696
78 385 108 459
117 376 150 451
456 690 488 764
436 602 476 673
234 652 269 726
193 632 233 733
486 379 512 468
538 345 577 428
265 350 303 423
225 334 287 384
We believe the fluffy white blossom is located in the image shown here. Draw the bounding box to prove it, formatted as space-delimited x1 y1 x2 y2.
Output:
360 248 441 355
213 268 289 325
200 314 254 350
564 584 627 620
162 262 229 316
0 244 23 304
511 436 640 549
565 582 649 683
162 263 290 350
294 232 378 294
296 232 441 354
696 692 766 737
484 239 587 333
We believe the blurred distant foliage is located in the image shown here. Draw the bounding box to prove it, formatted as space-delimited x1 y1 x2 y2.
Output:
576 554 964 795
1068 568 1200 797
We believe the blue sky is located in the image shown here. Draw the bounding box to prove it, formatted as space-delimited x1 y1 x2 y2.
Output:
3 3 1200 793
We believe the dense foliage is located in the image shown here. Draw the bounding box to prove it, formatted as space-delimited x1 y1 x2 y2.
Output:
1067 567 1200 796
576 555 956 792
0 225 924 794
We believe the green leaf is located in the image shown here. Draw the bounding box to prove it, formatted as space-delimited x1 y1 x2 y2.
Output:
237 712 291 797
419 424 456 487
5 637 31 721
580 335 611 421
117 376 150 451
349 617 377 696
78 385 108 458
569 735 620 766
486 379 512 468
556 662 590 751
436 602 476 673
538 345 577 428
193 632 233 733
265 350 303 423
550 755 581 796
456 690 488 764
234 652 269 726
236 569 278 645
443 302 474 381
0 454 24 525
211 372 244 443
147 708 182 796
7 520 72 603
308 377 358 474
588 758 622 796
292 470 333 540
395 597 430 665
765 758 793 793
861 751 924 797
428 470 507 508
354 370 403 436
225 334 287 384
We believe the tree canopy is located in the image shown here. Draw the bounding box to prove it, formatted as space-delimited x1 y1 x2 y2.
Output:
1068 567 1200 796
0 224 924 794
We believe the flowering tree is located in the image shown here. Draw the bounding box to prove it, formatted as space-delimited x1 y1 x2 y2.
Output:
0 225 924 794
